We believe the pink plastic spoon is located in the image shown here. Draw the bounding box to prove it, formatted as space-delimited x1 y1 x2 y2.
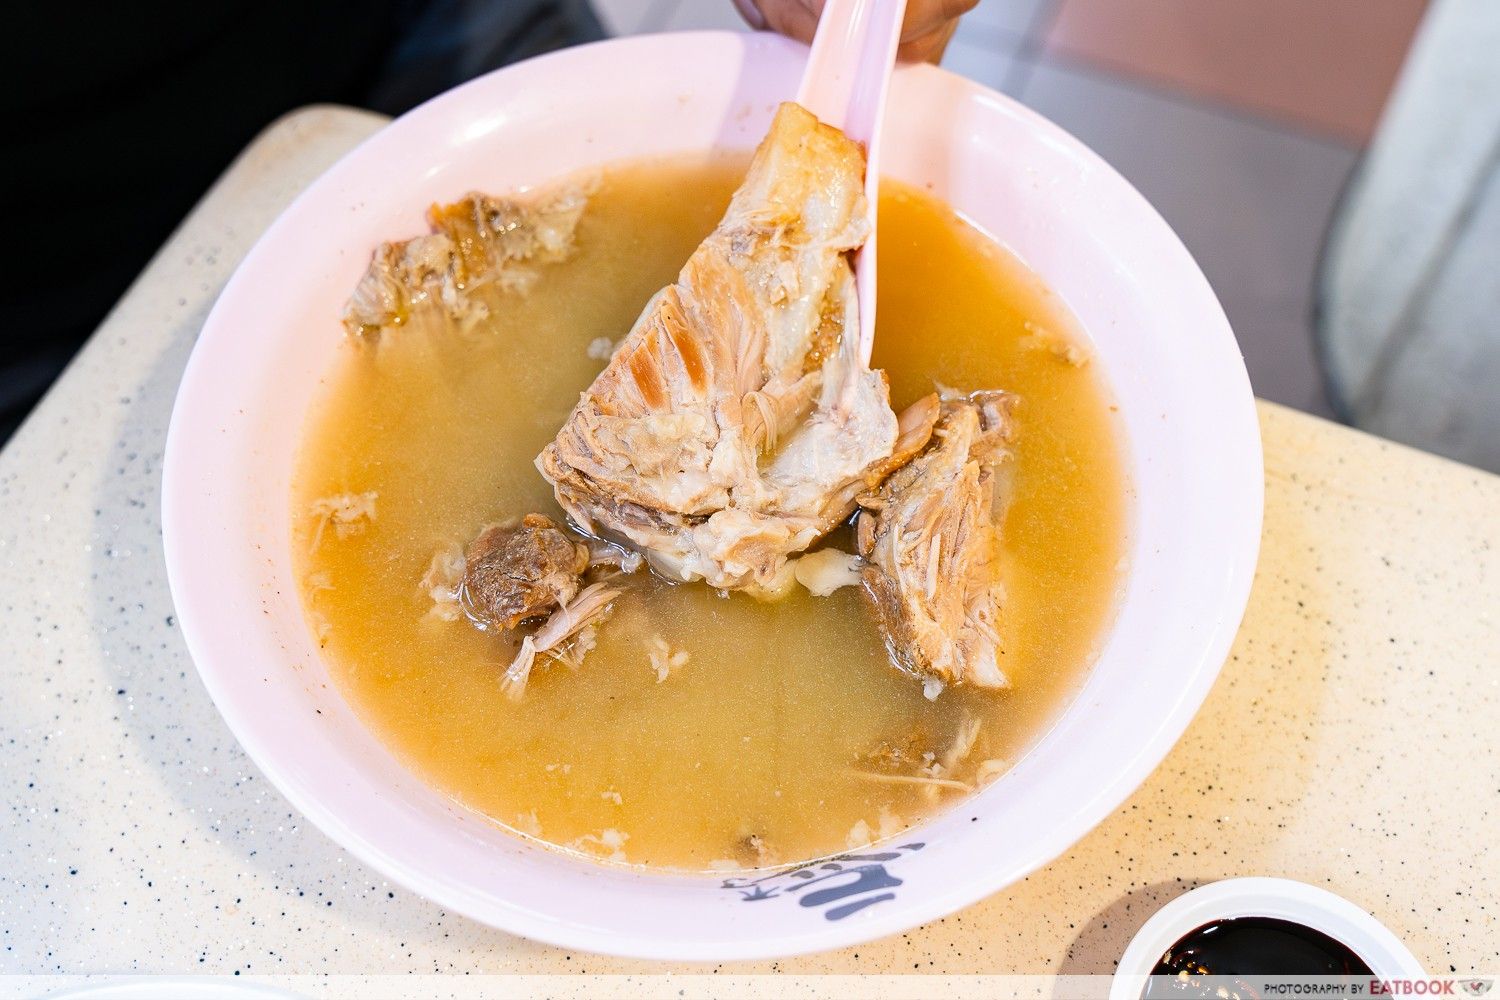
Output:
795 0 908 366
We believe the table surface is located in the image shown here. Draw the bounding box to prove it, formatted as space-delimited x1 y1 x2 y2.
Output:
1 106 1496 978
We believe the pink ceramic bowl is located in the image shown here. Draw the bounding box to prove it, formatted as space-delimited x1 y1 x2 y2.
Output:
162 31 1262 960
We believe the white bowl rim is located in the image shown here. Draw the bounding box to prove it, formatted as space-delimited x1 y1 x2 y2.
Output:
161 30 1265 961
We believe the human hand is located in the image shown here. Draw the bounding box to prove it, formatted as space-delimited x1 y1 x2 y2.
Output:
733 0 980 63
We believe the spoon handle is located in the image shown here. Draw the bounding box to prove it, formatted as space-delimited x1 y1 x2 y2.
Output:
796 0 907 367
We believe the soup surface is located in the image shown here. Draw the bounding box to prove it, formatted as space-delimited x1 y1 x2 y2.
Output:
293 156 1127 871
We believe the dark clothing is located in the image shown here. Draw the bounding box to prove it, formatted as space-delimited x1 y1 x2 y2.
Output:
2 0 603 442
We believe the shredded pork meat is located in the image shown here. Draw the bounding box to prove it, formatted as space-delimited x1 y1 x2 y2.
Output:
420 514 636 700
856 391 1018 694
537 102 939 590
501 582 620 700
308 491 377 549
343 183 591 339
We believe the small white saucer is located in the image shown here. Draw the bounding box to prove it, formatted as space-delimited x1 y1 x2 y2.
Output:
1110 877 1426 1000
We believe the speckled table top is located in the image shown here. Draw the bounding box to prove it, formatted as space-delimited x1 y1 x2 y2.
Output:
1 107 1496 982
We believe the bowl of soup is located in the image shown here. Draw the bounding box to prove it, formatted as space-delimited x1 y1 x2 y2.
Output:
161 30 1261 959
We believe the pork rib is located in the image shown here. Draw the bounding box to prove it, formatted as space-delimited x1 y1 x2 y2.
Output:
537 102 937 590
343 184 590 339
856 392 1018 695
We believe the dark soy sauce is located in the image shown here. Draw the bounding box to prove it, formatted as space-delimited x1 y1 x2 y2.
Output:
1144 917 1373 999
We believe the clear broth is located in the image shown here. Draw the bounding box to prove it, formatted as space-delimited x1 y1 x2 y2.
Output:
292 156 1128 870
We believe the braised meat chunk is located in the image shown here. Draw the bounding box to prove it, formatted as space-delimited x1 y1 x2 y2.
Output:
537 102 938 590
856 392 1018 696
461 514 590 630
343 183 590 339
438 514 630 701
